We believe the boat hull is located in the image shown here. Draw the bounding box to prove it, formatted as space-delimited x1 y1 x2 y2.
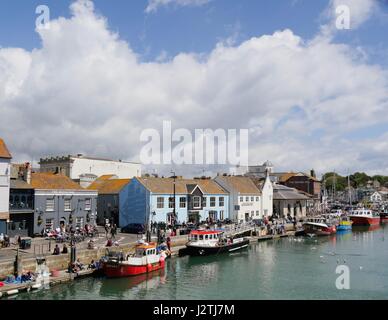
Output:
185 239 250 256
103 260 165 278
380 214 388 222
303 224 336 236
336 225 352 231
350 216 380 226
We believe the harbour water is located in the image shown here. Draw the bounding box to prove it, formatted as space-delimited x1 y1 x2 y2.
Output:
12 225 388 300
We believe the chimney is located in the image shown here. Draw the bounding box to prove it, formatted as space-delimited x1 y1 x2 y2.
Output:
25 162 32 184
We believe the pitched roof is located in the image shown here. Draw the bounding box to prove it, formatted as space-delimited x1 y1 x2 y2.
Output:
279 172 297 183
31 173 84 190
279 172 319 183
137 177 227 195
88 178 131 194
0 138 12 159
273 184 311 200
215 176 261 195
87 175 118 191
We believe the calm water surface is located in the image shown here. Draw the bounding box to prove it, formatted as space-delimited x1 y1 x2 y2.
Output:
13 225 388 300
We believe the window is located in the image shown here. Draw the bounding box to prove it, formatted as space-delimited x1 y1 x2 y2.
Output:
85 198 91 210
76 217 84 228
193 196 201 208
169 197 175 209
245 197 249 202
45 219 54 230
219 197 224 207
202 197 207 207
251 197 254 202
256 211 259 216
46 198 55 211
240 197 243 202
179 197 186 208
64 199 71 211
210 197 216 207
157 197 164 209
256 197 259 202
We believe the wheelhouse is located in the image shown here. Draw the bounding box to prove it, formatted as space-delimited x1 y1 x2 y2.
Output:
189 230 222 241
135 244 158 257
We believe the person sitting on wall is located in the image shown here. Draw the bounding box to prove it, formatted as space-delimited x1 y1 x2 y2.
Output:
75 258 84 270
88 260 97 269
53 244 60 255
106 239 113 247
62 244 68 254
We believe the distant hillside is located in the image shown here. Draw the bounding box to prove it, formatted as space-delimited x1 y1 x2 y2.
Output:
322 172 388 191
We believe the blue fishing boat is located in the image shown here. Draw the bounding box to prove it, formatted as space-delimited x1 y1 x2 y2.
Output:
336 216 353 231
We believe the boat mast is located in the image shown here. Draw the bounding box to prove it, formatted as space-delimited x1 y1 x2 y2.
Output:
348 170 352 207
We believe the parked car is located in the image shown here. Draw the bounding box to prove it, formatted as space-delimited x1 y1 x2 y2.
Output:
121 223 145 234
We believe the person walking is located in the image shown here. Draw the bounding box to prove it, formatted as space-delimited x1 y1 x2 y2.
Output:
104 222 110 240
111 224 117 240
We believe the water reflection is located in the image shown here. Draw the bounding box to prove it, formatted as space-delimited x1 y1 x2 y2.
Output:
99 269 166 298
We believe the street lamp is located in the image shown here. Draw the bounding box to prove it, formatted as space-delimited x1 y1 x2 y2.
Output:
171 171 176 226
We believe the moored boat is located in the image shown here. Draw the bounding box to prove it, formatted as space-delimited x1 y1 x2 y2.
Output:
349 209 380 226
380 207 388 222
302 217 336 236
185 230 250 256
103 242 166 278
336 215 353 231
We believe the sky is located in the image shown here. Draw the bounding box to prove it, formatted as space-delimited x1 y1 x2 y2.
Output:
1 0 388 178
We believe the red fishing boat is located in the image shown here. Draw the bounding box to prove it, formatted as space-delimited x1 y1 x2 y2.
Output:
349 209 380 226
103 242 166 278
302 217 336 236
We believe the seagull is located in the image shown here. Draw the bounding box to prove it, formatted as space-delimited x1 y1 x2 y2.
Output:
359 266 363 270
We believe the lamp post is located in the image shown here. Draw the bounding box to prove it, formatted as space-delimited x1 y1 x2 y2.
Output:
171 171 176 227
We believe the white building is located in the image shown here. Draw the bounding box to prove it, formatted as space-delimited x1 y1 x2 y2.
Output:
0 139 12 224
370 191 387 203
39 154 141 187
215 175 271 223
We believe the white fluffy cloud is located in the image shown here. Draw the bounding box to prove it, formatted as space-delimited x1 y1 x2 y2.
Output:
1 0 388 176
145 0 212 13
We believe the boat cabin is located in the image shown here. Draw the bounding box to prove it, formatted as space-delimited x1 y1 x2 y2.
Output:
189 230 222 242
135 243 158 257
350 209 377 217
